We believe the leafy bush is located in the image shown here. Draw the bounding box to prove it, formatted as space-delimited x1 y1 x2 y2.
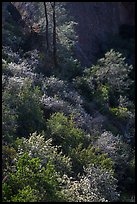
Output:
2 145 17 178
2 79 44 139
2 132 70 202
93 49 133 92
109 106 130 120
73 76 93 100
70 143 113 175
2 101 18 143
74 49 133 107
16 83 44 137
2 153 61 202
11 186 39 202
46 112 85 153
94 84 109 107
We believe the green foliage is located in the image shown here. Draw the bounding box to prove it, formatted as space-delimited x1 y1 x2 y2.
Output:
73 75 94 100
59 57 82 81
2 80 44 140
109 106 129 120
15 132 72 175
2 132 73 202
75 49 133 107
17 83 44 137
99 85 109 102
3 153 61 202
11 186 39 202
94 84 109 106
70 144 113 175
2 2 135 202
103 34 135 102
46 112 85 152
2 182 12 202
2 145 17 174
46 113 114 176
103 34 135 67
2 101 18 143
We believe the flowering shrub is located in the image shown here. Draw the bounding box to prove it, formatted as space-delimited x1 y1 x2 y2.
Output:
2 50 40 82
2 46 21 63
2 3 134 202
41 76 94 133
16 132 72 175
94 131 130 164
2 132 71 202
2 136 119 202
42 76 83 105
60 165 119 202
86 49 133 92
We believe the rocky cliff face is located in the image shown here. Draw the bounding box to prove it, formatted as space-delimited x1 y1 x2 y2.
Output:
2 2 135 66
66 2 135 66
119 2 135 26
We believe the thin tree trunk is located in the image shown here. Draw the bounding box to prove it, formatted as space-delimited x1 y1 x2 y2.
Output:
50 2 57 67
43 2 49 51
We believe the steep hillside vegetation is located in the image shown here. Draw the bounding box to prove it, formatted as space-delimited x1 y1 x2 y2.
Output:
2 2 135 202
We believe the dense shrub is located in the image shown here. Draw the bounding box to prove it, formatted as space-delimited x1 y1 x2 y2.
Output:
2 153 61 202
2 101 18 143
70 143 113 175
2 132 73 202
3 132 119 202
2 80 44 139
46 112 85 152
2 145 17 178
16 84 44 137
15 132 72 175
2 2 134 202
94 131 134 195
94 131 131 164
41 76 93 133
74 49 133 107
60 165 119 202
42 76 83 105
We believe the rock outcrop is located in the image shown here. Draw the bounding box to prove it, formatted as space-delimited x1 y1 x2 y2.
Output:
66 2 135 66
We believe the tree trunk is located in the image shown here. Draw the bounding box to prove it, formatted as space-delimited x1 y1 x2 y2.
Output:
50 2 57 68
43 2 49 51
